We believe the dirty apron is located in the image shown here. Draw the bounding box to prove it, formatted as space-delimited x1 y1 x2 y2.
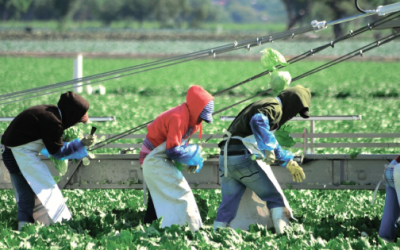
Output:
9 139 72 224
142 141 203 231
222 131 293 230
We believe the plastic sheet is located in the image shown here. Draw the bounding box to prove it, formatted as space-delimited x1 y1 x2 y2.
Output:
249 113 278 151
249 113 293 166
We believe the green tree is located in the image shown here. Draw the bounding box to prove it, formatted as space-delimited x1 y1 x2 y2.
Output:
0 0 32 20
188 0 212 28
281 0 311 29
152 0 190 28
53 0 78 29
92 0 125 26
226 0 258 23
120 0 152 27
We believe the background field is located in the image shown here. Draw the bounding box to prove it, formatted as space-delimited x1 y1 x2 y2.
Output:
1 39 400 248
1 45 400 155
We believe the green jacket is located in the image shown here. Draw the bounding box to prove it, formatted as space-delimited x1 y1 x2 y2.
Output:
220 85 311 147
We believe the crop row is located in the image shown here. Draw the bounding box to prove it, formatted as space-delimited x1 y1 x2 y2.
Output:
0 188 397 249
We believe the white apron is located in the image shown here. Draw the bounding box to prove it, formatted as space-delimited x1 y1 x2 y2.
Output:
223 131 294 230
9 139 71 223
142 141 203 231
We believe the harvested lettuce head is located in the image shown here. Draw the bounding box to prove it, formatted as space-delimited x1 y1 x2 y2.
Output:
275 124 296 148
270 71 291 96
260 48 289 71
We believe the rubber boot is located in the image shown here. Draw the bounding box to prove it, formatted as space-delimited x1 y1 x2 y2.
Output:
18 221 29 231
213 221 229 231
270 207 290 235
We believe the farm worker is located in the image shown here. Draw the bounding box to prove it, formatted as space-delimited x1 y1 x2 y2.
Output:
140 85 214 231
214 85 311 234
379 155 400 242
1 91 96 231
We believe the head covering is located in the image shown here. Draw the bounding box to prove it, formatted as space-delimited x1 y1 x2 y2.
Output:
199 100 214 123
58 91 89 129
186 85 214 127
80 112 90 124
277 85 311 127
186 85 214 139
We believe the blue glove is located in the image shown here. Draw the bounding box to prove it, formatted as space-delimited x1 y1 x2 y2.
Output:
166 144 204 173
41 138 88 160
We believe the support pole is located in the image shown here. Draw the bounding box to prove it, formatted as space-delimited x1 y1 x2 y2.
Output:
73 54 83 93
303 128 308 154
310 120 315 153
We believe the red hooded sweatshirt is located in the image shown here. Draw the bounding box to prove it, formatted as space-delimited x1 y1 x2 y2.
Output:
145 85 214 150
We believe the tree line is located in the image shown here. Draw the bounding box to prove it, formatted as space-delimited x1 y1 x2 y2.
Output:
0 0 397 37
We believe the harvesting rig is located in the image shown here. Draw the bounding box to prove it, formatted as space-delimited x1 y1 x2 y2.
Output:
1 1 400 194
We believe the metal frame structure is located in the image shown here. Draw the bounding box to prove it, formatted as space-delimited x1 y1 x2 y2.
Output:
0 115 396 191
0 116 116 122
0 151 393 191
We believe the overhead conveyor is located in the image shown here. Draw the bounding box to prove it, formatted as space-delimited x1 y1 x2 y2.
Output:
1 2 400 191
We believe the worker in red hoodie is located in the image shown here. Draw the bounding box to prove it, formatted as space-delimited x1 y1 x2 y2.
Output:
140 85 214 231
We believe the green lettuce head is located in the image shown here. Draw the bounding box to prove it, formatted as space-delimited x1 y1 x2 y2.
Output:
270 71 291 96
260 48 289 71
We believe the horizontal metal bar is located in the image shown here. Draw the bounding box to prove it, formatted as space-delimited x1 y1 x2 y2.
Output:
326 12 376 26
373 19 400 30
304 154 396 160
291 133 400 139
295 142 400 148
99 143 220 149
94 134 226 139
1 154 392 190
39 153 397 161
0 116 116 122
101 142 400 149
378 3 400 16
219 115 362 122
94 131 398 141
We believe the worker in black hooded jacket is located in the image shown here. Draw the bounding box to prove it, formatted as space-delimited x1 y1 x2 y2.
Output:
214 85 311 234
1 91 96 230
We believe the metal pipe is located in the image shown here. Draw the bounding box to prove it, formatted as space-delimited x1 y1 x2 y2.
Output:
326 12 376 27
219 115 362 122
0 116 116 122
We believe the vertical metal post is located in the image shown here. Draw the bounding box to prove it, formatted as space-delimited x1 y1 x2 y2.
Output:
310 120 315 153
302 128 308 154
73 54 83 93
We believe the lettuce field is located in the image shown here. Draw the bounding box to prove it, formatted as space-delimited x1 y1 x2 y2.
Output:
1 53 400 249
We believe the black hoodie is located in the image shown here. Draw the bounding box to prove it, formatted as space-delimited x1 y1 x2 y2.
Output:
1 92 89 154
219 85 311 147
